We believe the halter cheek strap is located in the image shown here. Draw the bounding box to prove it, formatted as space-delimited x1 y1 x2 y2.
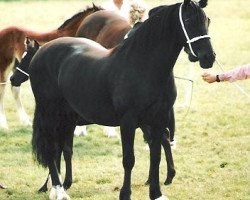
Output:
16 67 29 77
179 3 210 57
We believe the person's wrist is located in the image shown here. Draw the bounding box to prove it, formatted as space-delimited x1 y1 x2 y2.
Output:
215 75 220 82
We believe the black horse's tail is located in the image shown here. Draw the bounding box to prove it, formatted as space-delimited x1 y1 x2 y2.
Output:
32 105 55 168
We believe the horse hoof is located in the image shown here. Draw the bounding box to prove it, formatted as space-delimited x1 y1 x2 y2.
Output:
38 186 48 193
63 181 72 190
155 195 169 200
49 185 70 200
103 126 117 138
74 126 87 136
144 179 150 185
164 179 172 185
170 140 177 149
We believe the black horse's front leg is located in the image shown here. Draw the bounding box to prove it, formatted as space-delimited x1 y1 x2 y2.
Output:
119 113 136 200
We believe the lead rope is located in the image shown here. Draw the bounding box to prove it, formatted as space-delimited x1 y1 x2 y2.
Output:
215 59 250 100
175 75 194 119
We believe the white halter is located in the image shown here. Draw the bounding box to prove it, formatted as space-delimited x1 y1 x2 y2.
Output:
179 3 210 57
16 67 29 77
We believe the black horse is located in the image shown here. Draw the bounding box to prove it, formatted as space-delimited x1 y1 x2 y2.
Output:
11 3 177 191
11 35 176 193
20 0 215 199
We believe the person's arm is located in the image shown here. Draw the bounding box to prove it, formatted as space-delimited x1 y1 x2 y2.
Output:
202 64 250 83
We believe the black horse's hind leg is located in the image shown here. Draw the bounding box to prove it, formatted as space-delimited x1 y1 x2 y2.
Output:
142 125 175 186
119 113 136 200
162 129 175 185
148 126 164 200
62 131 74 190
141 125 153 185
38 126 75 193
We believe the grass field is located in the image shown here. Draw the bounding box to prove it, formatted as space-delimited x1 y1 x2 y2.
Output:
0 0 249 199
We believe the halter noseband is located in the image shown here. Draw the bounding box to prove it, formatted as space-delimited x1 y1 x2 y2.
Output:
16 67 29 77
179 3 210 57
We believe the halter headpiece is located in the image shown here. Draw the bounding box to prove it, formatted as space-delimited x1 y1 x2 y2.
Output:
179 3 210 57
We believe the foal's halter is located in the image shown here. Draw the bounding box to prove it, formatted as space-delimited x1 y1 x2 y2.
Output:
16 67 29 77
179 3 210 57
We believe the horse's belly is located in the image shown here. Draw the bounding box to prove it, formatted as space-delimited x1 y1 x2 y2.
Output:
73 102 119 126
62 85 119 126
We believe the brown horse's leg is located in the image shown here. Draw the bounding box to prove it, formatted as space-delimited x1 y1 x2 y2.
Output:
11 86 31 126
0 79 8 129
11 38 31 126
0 63 13 129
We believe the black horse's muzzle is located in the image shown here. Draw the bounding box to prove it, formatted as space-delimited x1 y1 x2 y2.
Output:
10 73 29 87
184 45 216 69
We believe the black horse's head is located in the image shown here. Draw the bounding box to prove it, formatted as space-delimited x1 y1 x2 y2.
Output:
180 0 215 68
10 38 40 87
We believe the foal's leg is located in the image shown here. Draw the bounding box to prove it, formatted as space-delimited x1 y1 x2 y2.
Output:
0 82 8 129
11 86 32 126
119 113 136 200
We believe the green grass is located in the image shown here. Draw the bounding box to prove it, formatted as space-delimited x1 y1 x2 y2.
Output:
0 0 249 199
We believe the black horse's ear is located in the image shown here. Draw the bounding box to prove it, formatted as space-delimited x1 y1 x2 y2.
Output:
198 0 208 8
34 40 40 50
148 6 165 17
183 0 191 8
25 37 30 45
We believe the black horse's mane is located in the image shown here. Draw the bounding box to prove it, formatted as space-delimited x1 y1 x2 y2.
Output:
57 5 103 30
118 3 180 55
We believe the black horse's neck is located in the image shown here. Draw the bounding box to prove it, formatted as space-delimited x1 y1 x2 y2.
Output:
116 4 184 76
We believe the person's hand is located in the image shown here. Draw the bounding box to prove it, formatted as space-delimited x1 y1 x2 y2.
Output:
202 72 217 83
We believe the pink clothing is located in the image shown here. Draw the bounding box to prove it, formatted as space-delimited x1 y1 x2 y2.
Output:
219 64 250 82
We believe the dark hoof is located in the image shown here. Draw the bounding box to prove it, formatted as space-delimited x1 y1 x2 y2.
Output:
119 188 131 200
63 181 72 190
164 170 176 185
144 179 150 185
0 184 7 189
164 178 172 185
38 185 48 193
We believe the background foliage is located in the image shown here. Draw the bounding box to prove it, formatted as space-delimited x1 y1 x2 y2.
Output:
0 0 249 199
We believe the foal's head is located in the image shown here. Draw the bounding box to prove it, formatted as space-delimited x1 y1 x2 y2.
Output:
180 0 215 68
10 38 40 87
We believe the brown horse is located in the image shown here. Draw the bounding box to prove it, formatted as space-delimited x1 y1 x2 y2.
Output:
0 4 102 129
76 10 131 48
